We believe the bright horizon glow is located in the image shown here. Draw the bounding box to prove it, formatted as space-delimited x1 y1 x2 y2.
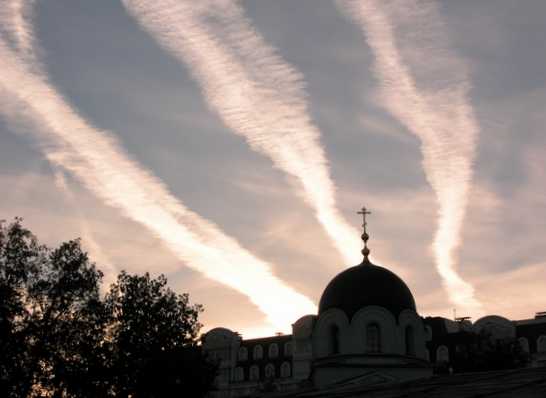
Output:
337 0 484 315
0 5 316 333
122 0 364 266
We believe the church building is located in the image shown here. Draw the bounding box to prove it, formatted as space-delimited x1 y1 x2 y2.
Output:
202 207 546 397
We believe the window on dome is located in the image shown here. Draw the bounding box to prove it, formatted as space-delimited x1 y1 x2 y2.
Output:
329 324 340 355
538 335 546 353
366 323 381 353
436 345 449 362
405 325 415 356
249 365 259 381
253 345 263 360
238 346 248 361
268 343 279 358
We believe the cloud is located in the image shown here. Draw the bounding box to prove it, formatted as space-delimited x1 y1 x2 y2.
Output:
122 0 365 266
0 6 315 333
0 0 34 58
337 0 483 315
52 171 118 288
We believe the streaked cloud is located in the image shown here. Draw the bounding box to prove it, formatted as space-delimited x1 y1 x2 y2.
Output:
0 6 316 333
122 0 364 266
53 171 118 288
0 0 35 61
337 0 483 314
1 0 544 333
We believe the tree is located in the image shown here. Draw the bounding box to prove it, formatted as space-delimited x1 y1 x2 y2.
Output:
26 239 110 397
136 346 217 397
105 271 213 397
0 218 45 397
450 329 530 373
0 219 109 397
0 219 215 397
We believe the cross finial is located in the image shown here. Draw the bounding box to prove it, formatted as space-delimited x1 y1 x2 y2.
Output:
357 206 372 263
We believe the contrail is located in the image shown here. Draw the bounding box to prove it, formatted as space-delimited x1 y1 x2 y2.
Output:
0 0 35 60
122 0 363 265
337 0 483 313
0 6 316 331
53 171 118 289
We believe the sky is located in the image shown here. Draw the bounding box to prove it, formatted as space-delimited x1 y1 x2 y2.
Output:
1 0 545 338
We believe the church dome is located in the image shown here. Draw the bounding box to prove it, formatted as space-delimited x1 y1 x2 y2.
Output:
318 259 416 319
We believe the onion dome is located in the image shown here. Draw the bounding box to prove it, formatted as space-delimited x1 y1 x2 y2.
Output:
318 259 416 319
318 206 416 319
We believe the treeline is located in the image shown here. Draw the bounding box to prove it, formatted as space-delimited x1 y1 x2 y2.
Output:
0 219 216 397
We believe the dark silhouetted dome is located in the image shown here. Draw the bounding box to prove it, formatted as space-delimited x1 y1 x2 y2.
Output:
318 260 416 319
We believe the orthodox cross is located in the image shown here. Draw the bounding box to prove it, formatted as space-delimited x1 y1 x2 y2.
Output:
357 206 372 262
357 206 371 232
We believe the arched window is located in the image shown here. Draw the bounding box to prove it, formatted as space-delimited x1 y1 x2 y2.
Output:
284 342 293 356
253 345 263 360
366 323 381 353
238 346 248 361
265 363 275 379
537 335 546 353
436 345 449 362
233 367 244 382
518 337 530 353
249 365 260 381
280 361 291 378
329 324 340 355
268 343 279 358
405 326 415 356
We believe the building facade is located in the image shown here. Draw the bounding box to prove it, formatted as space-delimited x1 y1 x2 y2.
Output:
202 208 546 397
203 207 433 396
425 313 546 372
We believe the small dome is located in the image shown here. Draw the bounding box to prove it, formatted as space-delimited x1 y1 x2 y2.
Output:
318 260 416 319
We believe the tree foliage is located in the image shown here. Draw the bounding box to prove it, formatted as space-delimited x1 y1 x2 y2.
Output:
0 219 215 397
446 330 531 374
106 271 206 396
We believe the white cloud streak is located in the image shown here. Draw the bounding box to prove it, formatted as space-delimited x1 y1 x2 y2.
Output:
0 0 35 61
337 0 483 314
122 0 364 266
53 171 118 289
0 5 316 332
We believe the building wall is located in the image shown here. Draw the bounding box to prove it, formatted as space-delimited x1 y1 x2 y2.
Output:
203 329 299 397
203 314 546 396
424 314 546 370
312 306 428 360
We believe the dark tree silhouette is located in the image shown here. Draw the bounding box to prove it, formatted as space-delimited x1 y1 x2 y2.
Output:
0 219 215 397
27 240 110 397
0 218 44 396
1 219 109 397
136 345 217 397
450 330 531 373
105 271 210 397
